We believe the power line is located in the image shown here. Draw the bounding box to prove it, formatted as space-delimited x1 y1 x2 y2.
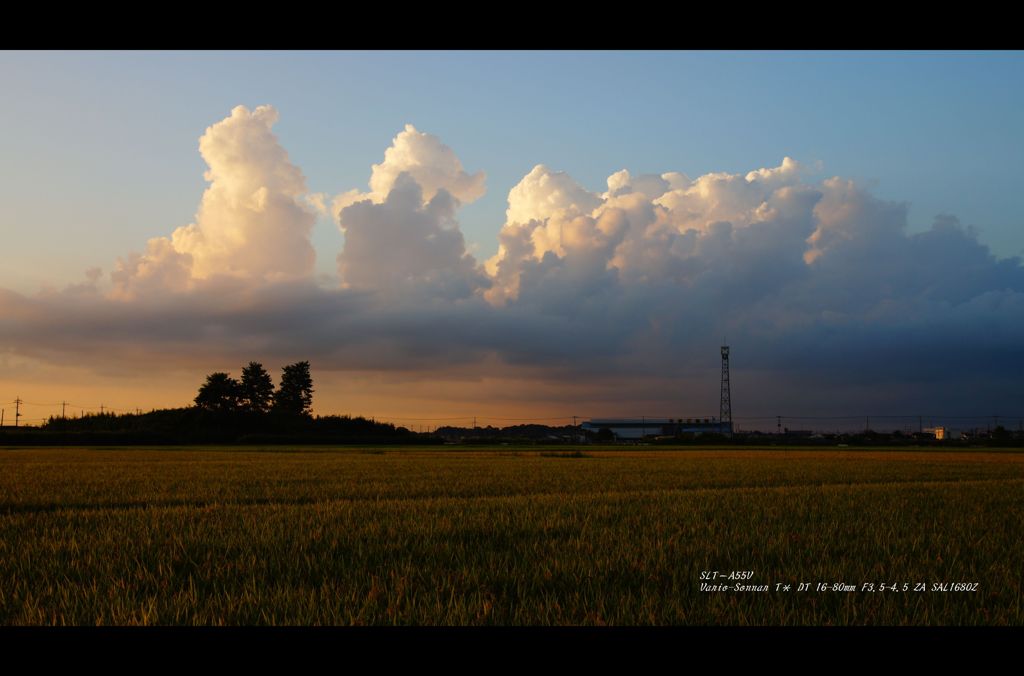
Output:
5 395 1024 435
362 415 575 422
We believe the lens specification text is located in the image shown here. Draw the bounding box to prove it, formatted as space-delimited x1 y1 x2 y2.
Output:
699 572 979 593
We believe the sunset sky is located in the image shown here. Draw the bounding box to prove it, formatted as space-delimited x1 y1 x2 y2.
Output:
2 51 1023 430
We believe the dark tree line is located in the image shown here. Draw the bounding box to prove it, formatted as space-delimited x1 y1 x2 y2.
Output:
194 361 313 417
24 359 441 445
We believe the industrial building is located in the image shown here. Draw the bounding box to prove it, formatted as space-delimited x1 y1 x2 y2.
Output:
581 418 729 440
580 345 734 441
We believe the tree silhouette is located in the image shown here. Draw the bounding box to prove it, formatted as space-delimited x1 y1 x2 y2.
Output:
194 372 242 412
240 361 275 414
273 361 314 416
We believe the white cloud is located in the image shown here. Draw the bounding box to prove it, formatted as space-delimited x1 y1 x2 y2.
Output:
112 105 316 298
305 192 329 215
483 165 604 304
604 169 672 200
327 124 490 300
111 237 193 299
486 158 813 303
330 124 485 224
371 124 485 204
505 164 602 225
336 173 489 300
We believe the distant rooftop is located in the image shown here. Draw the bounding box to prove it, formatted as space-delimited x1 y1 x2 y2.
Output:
584 418 716 424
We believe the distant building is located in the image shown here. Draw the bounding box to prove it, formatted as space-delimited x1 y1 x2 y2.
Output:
925 426 963 441
583 346 735 441
581 418 729 440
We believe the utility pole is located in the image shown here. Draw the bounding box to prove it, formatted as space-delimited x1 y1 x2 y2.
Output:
14 398 21 428
62 401 67 419
1 409 4 428
777 416 781 435
100 404 104 415
572 415 578 443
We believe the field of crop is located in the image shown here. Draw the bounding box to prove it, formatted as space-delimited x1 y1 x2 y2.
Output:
0 447 1021 625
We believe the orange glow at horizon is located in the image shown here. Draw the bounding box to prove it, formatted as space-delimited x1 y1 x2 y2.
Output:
0 357 719 429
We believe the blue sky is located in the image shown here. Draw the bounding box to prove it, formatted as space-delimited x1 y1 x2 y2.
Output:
2 51 1022 291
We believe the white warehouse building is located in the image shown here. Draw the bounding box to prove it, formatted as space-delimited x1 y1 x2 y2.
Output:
581 418 731 440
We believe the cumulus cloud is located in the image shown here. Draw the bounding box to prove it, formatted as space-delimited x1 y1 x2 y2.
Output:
331 124 485 220
485 157 814 304
2 108 1023 419
370 124 485 203
505 164 602 225
483 164 606 304
336 173 490 300
112 105 316 298
332 125 489 300
474 155 1024 415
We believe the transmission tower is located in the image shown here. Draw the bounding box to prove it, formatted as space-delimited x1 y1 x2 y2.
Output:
720 346 732 434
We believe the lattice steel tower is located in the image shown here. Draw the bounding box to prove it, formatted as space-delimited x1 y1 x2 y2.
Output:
720 344 732 434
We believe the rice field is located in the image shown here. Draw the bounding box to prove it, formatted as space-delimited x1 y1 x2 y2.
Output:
0 447 1021 625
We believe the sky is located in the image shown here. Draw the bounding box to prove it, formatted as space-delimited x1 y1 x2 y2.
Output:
1 51 1023 430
